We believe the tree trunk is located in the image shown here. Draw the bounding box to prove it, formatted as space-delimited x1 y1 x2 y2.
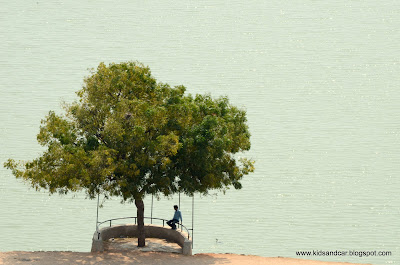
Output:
135 199 145 247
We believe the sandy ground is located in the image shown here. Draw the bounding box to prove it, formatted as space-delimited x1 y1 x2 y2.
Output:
0 251 372 265
0 238 372 265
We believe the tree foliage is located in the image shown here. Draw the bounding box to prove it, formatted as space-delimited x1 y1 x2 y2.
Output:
5 61 254 246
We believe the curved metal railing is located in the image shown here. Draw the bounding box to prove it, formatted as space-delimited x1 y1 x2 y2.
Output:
97 216 192 240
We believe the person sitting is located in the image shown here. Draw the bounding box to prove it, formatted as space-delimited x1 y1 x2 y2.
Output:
167 205 182 230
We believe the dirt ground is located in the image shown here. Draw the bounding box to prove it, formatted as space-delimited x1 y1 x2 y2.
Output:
0 251 372 265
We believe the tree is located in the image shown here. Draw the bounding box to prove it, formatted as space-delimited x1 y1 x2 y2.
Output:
4 61 255 247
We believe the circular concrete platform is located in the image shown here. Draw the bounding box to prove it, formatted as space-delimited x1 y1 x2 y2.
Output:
104 237 182 253
91 224 192 255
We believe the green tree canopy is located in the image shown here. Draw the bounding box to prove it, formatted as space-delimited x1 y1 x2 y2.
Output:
5 61 254 247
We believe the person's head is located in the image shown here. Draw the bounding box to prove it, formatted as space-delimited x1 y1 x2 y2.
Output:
174 205 178 211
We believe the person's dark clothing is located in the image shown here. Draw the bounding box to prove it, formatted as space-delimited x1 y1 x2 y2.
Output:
167 219 179 230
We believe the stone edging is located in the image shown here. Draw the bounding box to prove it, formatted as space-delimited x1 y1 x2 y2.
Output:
91 224 192 255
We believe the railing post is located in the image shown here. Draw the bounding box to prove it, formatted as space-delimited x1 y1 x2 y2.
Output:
97 216 192 246
151 195 153 224
96 193 100 233
192 195 194 249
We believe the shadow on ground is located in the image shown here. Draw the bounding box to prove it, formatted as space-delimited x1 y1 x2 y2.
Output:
1 251 229 265
104 237 182 254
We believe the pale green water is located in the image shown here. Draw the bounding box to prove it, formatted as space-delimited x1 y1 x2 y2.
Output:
1 1 399 264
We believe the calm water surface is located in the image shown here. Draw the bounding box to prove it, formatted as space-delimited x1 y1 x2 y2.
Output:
1 1 399 264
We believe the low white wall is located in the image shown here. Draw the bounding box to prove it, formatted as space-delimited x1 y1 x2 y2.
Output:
91 224 192 255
